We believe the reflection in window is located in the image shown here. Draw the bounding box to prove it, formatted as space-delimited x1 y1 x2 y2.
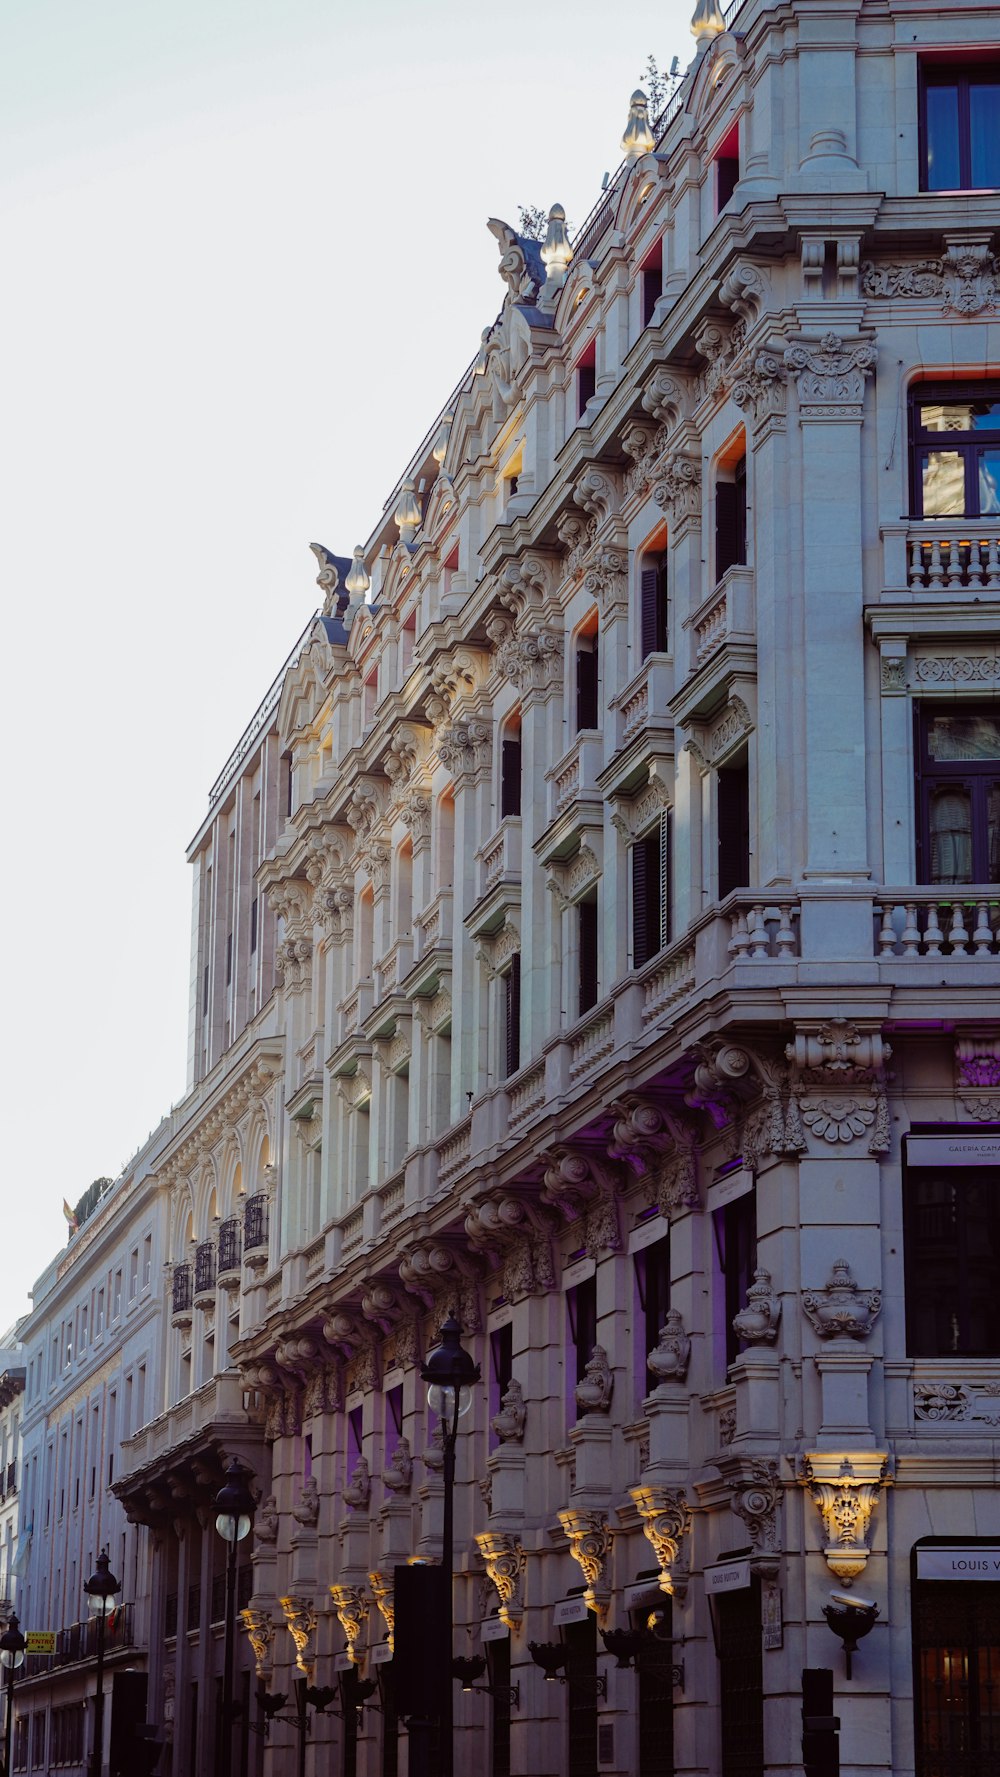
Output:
910 386 1000 518
922 66 1000 190
929 788 972 884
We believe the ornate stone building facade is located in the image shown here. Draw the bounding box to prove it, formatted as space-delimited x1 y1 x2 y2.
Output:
17 0 1000 1773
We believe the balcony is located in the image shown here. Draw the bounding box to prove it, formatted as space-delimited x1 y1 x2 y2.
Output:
170 1262 193 1330
193 1240 217 1308
882 521 1000 594
875 890 1000 959
243 1192 269 1273
479 818 522 898
675 567 756 721
375 938 414 1003
217 1215 242 1290
24 1604 134 1677
547 734 604 825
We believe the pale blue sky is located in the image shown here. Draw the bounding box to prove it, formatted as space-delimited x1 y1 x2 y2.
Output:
0 0 693 1313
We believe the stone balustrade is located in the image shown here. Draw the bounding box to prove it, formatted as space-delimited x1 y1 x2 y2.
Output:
876 892 1000 957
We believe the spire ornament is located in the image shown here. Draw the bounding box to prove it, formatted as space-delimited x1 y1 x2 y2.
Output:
539 204 573 311
691 0 726 44
622 90 656 161
345 546 371 600
394 481 422 545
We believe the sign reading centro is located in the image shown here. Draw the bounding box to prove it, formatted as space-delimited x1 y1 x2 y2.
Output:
917 1546 1000 1581
24 1632 55 1655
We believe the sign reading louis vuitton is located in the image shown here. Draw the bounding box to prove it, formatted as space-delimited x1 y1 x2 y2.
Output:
917 1547 1000 1580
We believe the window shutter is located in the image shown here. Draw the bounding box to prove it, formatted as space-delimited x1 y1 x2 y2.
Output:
504 954 521 1078
640 568 660 660
500 737 522 818
735 456 748 564
632 839 649 969
642 264 662 328
716 480 741 582
633 828 663 968
576 643 599 731
660 809 672 949
717 763 750 899
578 899 599 1015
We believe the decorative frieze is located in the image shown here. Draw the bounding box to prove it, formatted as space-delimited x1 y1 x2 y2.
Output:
630 1486 692 1600
797 1452 892 1585
914 1378 1000 1426
558 1510 613 1620
476 1531 527 1630
862 237 998 316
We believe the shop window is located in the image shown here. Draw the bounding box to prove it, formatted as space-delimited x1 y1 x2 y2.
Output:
912 1541 1000 1777
486 1635 512 1777
632 811 672 969
635 1233 671 1396
910 382 1000 518
718 756 751 899
578 895 599 1016
567 1275 598 1422
565 1614 599 1776
489 1324 513 1451
920 64 1000 191
716 457 747 581
916 707 1000 885
637 1596 674 1776
715 1186 757 1369
640 555 668 659
905 1157 1000 1356
717 1577 764 1777
502 955 521 1079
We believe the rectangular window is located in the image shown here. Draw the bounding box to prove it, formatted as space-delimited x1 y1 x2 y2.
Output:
714 122 740 211
716 1189 757 1369
632 811 671 969
128 1249 139 1302
142 1234 152 1288
641 244 663 328
503 955 521 1079
568 1275 598 1415
640 558 668 659
226 931 233 986
717 758 751 899
635 1234 671 1396
250 896 258 953
718 1578 764 1777
905 1158 1000 1356
917 705 1000 885
283 752 294 817
715 458 747 581
489 1323 514 1450
577 348 597 417
565 1615 599 1776
921 65 1000 191
113 1271 122 1319
637 1594 674 1776
487 1635 512 1777
909 382 1000 519
578 897 599 1016
500 735 522 819
576 636 599 731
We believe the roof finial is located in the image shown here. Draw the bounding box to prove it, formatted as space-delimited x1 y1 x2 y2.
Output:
622 90 656 161
691 0 726 44
309 543 341 617
345 547 371 601
539 203 573 311
432 412 453 471
394 480 422 546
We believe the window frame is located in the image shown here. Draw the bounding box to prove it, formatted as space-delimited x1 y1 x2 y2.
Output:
904 1152 1000 1357
915 702 1000 886
919 62 1000 193
908 380 1000 520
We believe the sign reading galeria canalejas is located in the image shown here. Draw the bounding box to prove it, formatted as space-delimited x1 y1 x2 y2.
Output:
907 1136 1000 1167
917 1547 1000 1580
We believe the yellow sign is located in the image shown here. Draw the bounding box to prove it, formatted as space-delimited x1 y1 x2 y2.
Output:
24 1632 55 1655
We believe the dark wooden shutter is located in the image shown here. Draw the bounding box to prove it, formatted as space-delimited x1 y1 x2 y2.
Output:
576 641 599 731
640 567 661 659
578 899 599 1014
716 480 740 582
632 828 663 969
642 264 662 327
660 808 672 948
718 761 750 899
504 954 521 1077
735 456 747 563
500 736 522 817
577 360 597 415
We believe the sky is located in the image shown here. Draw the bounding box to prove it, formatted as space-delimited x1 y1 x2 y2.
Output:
0 0 695 1319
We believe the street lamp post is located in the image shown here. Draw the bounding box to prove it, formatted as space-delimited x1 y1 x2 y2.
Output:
214 1458 255 1777
420 1311 480 1777
0 1614 26 1777
84 1550 121 1777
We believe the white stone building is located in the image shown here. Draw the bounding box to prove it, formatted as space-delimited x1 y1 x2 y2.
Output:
0 1330 27 1616
24 0 1000 1774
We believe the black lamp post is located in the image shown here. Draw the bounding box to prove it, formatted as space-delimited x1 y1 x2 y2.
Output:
0 1613 25 1777
214 1459 255 1777
420 1311 480 1777
84 1550 121 1777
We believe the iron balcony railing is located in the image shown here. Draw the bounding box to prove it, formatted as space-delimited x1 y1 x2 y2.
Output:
243 1192 269 1253
218 1215 241 1274
24 1604 134 1675
171 1263 192 1315
194 1240 217 1297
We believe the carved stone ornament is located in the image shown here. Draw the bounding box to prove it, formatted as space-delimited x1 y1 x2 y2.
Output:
913 654 1000 687
475 1531 527 1630
802 1259 882 1341
476 918 520 982
574 1344 614 1415
368 1570 396 1652
727 1458 783 1580
956 1038 1000 1091
914 1379 1000 1426
343 1455 371 1511
621 419 661 498
647 1309 691 1384
641 369 687 429
546 844 601 912
491 1375 527 1443
652 453 701 529
558 1510 613 1621
797 1453 892 1585
555 508 597 577
382 1437 413 1495
732 348 787 432
785 1021 891 1157
423 1423 446 1473
486 218 542 302
573 465 622 525
783 331 877 414
437 718 492 780
630 1485 692 1599
880 655 906 693
583 546 630 618
862 237 998 317
329 1584 369 1664
240 1608 276 1676
732 1268 781 1346
255 1495 279 1545
292 1475 320 1527
279 1595 318 1676
694 316 744 403
484 611 562 696
719 259 768 325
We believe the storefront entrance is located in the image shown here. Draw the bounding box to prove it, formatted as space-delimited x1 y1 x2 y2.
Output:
914 1545 1000 1777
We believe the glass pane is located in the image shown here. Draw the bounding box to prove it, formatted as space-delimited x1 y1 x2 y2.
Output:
989 786 1000 881
929 786 973 883
921 448 966 515
921 398 1000 433
928 715 1000 761
925 83 961 189
978 447 1000 515
970 83 1000 187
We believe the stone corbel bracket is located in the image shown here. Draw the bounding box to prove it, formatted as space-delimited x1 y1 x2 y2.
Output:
558 1510 613 1622
630 1486 692 1601
368 1570 395 1652
329 1583 370 1665
797 1452 892 1586
720 1457 783 1580
475 1531 527 1630
240 1607 276 1677
785 1020 892 1157
279 1594 318 1677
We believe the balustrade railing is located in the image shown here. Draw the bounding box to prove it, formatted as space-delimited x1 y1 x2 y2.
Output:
171 1263 192 1316
728 901 800 960
217 1215 241 1275
876 892 1000 957
243 1192 269 1253
907 530 1000 590
194 1240 217 1298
